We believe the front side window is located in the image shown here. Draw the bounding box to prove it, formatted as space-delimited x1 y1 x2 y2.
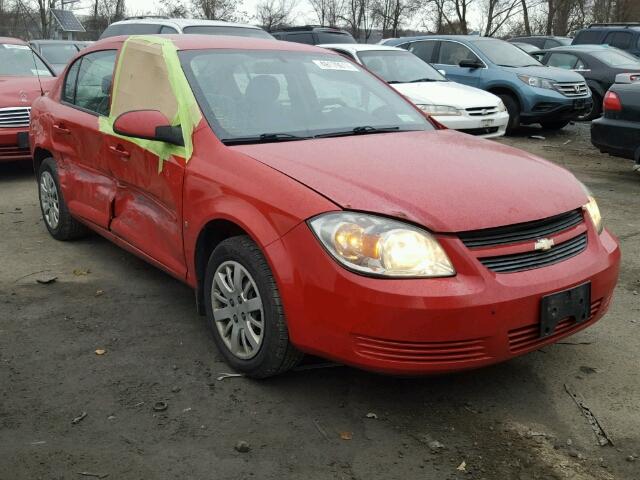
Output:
547 53 579 69
182 25 273 39
62 58 81 103
181 49 432 144
0 44 53 77
357 50 446 84
73 50 117 116
408 41 437 62
473 39 540 67
40 44 79 64
437 41 481 66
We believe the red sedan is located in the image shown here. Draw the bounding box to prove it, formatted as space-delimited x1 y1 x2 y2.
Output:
30 35 620 377
0 37 55 163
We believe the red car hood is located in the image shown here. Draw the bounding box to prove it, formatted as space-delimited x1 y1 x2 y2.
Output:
0 76 55 107
233 130 587 233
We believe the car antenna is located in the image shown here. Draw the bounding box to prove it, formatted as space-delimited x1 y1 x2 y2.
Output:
28 47 45 96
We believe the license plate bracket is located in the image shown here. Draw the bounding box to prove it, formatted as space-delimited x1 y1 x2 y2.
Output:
539 282 591 338
17 131 29 149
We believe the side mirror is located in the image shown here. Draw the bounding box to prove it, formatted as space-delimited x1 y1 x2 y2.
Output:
458 59 483 69
113 110 184 147
438 69 447 76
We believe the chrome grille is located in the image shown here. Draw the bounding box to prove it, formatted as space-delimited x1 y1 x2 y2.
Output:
0 106 31 128
466 106 499 116
553 82 588 97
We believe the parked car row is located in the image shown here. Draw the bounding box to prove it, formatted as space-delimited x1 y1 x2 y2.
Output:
25 34 620 378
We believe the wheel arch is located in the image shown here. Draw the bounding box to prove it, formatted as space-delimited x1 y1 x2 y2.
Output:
487 86 523 110
32 147 53 177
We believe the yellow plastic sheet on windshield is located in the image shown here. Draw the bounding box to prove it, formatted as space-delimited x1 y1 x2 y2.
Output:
99 35 202 172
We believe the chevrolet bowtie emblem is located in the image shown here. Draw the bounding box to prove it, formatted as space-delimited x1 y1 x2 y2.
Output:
534 238 554 251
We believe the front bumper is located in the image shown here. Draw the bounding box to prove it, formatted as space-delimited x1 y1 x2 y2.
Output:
591 117 640 161
434 111 509 138
0 127 31 163
521 90 592 124
268 220 620 375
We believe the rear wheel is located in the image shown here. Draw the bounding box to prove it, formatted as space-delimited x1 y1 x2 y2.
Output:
540 120 570 130
38 157 87 240
498 94 520 135
204 235 303 378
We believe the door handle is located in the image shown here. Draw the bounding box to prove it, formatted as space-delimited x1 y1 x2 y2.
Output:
53 123 71 134
109 144 130 159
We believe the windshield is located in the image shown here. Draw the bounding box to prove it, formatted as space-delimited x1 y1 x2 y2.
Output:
0 44 52 76
182 25 273 39
474 39 542 67
180 49 431 144
357 50 446 83
39 44 78 64
591 49 640 68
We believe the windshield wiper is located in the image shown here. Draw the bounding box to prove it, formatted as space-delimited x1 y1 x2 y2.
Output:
222 132 309 145
314 126 401 138
408 78 438 83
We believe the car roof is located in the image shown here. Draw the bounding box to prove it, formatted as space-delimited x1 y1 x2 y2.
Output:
29 39 86 45
109 17 264 30
318 43 402 52
385 34 496 45
89 34 337 53
0 37 27 45
536 44 620 53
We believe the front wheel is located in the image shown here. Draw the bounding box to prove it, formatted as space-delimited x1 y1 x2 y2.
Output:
204 235 303 378
498 94 520 135
540 120 570 130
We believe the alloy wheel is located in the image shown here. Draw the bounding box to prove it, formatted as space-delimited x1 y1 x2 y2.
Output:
211 260 264 360
40 171 60 230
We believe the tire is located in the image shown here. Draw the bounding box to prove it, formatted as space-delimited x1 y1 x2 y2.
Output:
38 157 87 240
498 94 520 135
204 235 303 378
576 90 602 121
540 120 570 130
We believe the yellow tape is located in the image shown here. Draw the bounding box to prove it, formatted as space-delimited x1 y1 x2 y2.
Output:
100 35 202 172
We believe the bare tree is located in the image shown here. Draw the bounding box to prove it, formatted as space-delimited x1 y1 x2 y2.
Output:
483 0 520 36
255 0 296 30
308 0 344 26
193 0 244 21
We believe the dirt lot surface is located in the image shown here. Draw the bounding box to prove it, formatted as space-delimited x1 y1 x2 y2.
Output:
1 122 639 480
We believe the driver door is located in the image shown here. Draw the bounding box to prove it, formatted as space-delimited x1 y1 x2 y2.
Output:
432 41 484 87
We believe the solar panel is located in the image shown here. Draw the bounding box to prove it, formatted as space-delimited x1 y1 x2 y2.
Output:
51 9 86 33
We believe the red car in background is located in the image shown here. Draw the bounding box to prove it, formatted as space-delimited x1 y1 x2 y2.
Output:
0 37 55 163
30 35 620 378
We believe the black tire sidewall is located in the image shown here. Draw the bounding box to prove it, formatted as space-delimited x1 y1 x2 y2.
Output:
203 237 286 376
498 94 520 134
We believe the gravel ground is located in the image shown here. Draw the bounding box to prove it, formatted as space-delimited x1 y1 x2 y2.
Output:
1 122 639 480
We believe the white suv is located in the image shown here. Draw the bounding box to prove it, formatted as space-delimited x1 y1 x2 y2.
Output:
100 17 273 40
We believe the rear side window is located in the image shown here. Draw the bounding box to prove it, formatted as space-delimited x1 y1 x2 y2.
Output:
65 50 117 116
99 23 161 39
408 41 436 62
543 39 560 49
604 31 632 50
573 30 603 45
316 32 356 44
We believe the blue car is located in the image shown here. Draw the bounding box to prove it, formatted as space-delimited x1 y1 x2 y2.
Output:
383 35 593 133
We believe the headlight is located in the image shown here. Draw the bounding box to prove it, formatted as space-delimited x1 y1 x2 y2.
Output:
416 104 462 116
517 74 555 90
309 212 455 277
581 185 603 234
497 99 506 112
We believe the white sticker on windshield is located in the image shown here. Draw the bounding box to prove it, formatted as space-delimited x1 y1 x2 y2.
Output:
397 114 414 122
313 60 358 71
2 44 30 50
